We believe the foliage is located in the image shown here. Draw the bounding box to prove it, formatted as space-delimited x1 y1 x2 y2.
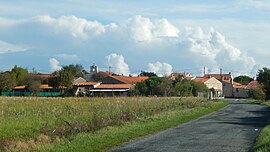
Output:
135 77 172 96
62 64 84 78
0 97 226 151
139 71 157 77
10 65 29 85
0 72 16 92
134 77 208 97
173 80 193 97
248 88 266 101
50 64 85 89
257 67 270 100
233 75 253 85
23 74 42 95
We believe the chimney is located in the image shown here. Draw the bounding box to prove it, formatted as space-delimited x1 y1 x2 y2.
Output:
220 68 223 80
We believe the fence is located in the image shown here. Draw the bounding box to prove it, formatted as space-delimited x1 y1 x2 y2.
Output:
1 92 61 97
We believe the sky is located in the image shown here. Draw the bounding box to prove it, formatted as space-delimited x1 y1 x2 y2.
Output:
0 0 270 77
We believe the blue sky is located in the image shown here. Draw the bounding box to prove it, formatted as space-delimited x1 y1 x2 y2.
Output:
0 0 270 76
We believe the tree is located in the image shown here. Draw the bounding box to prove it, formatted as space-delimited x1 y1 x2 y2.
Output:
0 72 16 92
257 67 270 100
10 65 28 85
234 75 253 85
134 77 172 96
62 64 84 78
191 81 209 96
173 80 193 97
23 74 42 95
248 88 265 101
139 71 157 77
49 64 85 89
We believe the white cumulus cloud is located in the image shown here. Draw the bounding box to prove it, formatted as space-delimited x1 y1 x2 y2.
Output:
106 53 130 75
34 15 117 39
148 62 173 76
49 58 61 72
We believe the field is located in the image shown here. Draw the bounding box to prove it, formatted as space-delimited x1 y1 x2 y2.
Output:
0 97 227 152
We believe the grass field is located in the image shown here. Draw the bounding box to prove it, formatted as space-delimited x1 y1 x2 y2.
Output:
0 97 227 151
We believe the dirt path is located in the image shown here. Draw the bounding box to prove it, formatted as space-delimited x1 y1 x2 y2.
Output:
110 99 270 152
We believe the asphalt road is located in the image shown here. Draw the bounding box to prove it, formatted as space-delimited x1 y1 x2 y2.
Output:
110 99 270 152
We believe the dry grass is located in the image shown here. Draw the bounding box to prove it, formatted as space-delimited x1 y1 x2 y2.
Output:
0 96 224 151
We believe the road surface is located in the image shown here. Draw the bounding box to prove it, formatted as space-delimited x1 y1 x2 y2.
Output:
110 99 270 152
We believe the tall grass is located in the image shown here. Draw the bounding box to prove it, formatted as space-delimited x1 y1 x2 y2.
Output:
0 97 226 151
253 102 270 152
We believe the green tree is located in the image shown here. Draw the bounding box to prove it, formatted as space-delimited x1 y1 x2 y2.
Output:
139 71 157 77
0 72 16 92
191 81 209 96
62 64 84 78
134 77 173 96
173 80 193 97
23 74 42 95
10 65 28 85
234 75 253 85
248 88 265 101
257 67 270 100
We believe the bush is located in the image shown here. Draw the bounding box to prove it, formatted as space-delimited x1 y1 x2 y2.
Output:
248 88 265 101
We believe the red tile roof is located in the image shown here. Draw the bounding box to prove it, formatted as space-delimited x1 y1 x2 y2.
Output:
193 77 209 83
13 85 26 89
109 76 148 84
73 82 100 86
204 74 232 80
39 84 53 89
95 84 133 89
37 73 54 78
246 80 260 90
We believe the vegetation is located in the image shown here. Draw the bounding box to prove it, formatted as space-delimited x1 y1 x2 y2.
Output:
133 77 209 97
234 75 253 85
245 101 270 152
248 88 265 101
49 64 84 89
0 97 227 151
257 67 270 100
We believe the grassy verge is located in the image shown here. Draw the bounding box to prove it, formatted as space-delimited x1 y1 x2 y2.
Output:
0 97 227 152
247 100 270 152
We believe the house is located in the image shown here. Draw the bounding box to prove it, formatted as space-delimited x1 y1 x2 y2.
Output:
89 84 133 96
232 82 248 98
73 82 101 96
169 72 193 80
193 77 223 99
246 80 260 90
204 73 234 98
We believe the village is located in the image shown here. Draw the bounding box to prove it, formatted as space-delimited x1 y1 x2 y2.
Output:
0 63 261 99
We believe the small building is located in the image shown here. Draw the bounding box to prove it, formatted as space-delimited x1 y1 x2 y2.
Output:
232 82 248 98
89 84 133 96
73 82 101 96
194 77 223 99
204 73 234 98
169 72 193 80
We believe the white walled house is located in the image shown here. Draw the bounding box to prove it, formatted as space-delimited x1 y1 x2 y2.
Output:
193 77 223 99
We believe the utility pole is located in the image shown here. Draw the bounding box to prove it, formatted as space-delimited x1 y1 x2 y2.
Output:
203 66 206 76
